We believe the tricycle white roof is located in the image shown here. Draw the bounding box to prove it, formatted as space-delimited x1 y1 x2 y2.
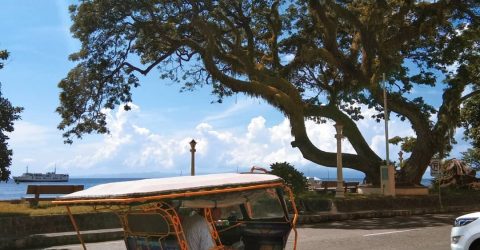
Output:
58 173 282 200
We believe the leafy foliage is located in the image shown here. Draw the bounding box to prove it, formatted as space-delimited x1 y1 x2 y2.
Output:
57 0 480 185
389 136 417 153
461 148 480 171
459 87 480 172
0 50 23 181
270 162 307 196
461 87 480 148
0 50 8 69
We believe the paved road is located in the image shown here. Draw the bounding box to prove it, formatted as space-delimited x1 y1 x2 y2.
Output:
43 213 458 250
285 213 456 250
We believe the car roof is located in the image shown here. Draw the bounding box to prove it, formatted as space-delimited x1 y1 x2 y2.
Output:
457 212 480 219
55 173 283 203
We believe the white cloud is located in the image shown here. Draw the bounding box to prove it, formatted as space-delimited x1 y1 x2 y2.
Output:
247 116 266 137
281 53 295 64
264 147 307 166
196 123 213 131
7 101 466 178
8 121 62 171
446 61 460 74
21 105 399 173
215 117 350 168
269 119 291 144
370 135 386 158
20 158 35 164
9 121 51 145
133 125 150 136
207 130 234 143
123 136 189 169
202 99 253 123
61 105 137 169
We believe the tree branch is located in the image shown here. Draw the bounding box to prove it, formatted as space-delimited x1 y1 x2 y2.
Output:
460 89 480 103
123 48 176 75
304 103 382 164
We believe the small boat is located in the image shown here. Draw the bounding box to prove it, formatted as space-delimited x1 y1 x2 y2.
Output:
13 166 69 183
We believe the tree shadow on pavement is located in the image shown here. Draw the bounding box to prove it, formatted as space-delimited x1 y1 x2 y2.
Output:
301 213 460 230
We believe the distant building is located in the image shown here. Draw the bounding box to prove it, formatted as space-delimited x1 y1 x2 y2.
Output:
307 177 322 191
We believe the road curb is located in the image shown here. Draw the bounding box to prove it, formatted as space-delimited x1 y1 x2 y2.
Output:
1 229 123 250
298 205 480 224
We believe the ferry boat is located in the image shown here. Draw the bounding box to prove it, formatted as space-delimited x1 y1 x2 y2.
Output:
13 166 69 182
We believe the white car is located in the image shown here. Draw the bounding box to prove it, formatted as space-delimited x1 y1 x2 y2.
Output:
451 212 480 250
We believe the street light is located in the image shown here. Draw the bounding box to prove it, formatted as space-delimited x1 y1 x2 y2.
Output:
398 151 404 169
189 139 197 176
383 73 390 166
382 73 395 196
334 122 345 198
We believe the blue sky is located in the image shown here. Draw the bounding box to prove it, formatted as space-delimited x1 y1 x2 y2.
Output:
0 1 470 178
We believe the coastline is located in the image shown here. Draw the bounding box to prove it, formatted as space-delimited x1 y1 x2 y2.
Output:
0 178 142 201
0 177 433 201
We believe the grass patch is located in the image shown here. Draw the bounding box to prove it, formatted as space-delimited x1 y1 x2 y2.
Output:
0 201 95 217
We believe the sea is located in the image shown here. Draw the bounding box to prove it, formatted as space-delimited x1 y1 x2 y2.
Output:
0 177 434 201
0 178 141 201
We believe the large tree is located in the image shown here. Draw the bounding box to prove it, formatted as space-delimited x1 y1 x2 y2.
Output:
460 86 480 171
0 50 23 181
57 0 480 185
461 86 480 148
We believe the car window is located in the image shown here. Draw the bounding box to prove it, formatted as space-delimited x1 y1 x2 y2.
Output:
247 188 284 219
220 205 244 220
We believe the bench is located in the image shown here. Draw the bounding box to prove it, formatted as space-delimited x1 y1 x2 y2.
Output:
318 181 359 193
26 185 84 206
319 181 338 194
344 182 360 193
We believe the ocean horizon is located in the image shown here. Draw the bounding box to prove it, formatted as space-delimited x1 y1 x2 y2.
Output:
0 177 433 201
0 178 141 201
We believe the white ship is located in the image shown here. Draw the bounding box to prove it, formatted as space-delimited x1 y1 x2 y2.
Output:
13 166 69 182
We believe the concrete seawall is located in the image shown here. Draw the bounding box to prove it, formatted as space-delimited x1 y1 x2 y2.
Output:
0 213 121 249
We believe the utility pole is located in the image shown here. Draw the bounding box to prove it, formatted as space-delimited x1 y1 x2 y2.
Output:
334 123 345 198
383 73 390 166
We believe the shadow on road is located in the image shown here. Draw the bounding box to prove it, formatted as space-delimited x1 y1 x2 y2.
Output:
301 213 459 230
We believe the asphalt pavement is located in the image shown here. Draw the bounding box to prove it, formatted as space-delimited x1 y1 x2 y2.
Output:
285 213 456 250
41 213 459 250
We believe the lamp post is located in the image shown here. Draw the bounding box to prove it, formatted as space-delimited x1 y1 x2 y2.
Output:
383 73 390 166
334 123 345 198
398 151 404 169
189 139 197 176
382 73 396 196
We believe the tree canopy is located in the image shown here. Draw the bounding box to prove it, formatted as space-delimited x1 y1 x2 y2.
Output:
270 162 307 195
461 87 480 148
461 148 480 171
460 89 479 172
58 0 480 185
0 50 23 181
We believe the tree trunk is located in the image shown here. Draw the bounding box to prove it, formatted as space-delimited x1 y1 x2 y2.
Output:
398 134 437 185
